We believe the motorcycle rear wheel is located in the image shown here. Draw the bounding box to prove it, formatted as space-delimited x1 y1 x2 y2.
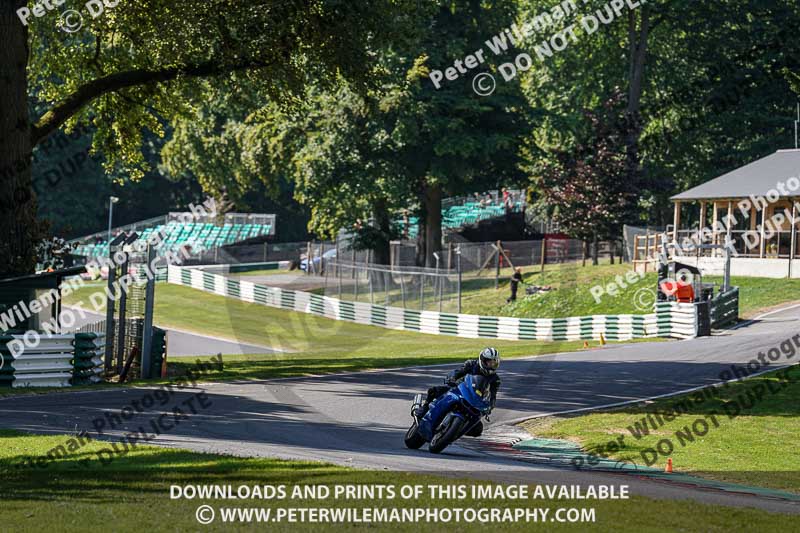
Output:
429 417 465 454
404 422 426 449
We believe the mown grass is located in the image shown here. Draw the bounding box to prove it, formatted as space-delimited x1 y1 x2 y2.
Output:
0 429 796 532
523 365 800 493
459 262 800 319
60 283 598 384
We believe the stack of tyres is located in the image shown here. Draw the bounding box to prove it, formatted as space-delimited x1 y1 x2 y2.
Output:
72 332 104 385
150 327 167 378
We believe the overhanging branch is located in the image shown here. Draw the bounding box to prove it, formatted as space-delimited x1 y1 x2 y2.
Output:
30 58 273 146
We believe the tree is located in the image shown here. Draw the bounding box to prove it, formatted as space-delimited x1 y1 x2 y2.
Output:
369 0 532 266
162 0 532 267
0 0 416 276
519 0 800 227
161 86 409 262
536 92 634 263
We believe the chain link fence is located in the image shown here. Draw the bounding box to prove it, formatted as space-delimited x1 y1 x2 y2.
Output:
323 261 462 312
324 238 590 312
390 238 586 270
189 240 339 266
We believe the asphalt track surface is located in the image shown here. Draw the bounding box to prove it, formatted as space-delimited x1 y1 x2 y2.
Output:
5 304 800 514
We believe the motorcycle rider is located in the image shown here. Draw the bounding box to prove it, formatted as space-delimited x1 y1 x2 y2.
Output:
414 347 501 432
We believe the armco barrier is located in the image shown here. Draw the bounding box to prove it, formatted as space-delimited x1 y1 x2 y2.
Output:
710 287 739 329
0 333 107 388
167 265 703 341
0 335 74 387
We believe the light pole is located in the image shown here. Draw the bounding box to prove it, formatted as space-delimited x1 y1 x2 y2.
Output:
456 247 462 313
107 196 119 243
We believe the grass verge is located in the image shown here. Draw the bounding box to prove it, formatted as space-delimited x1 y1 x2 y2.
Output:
522 365 800 493
59 283 616 384
460 262 800 319
0 430 796 532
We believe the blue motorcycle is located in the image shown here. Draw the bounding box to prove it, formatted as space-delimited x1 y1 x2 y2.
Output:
404 374 493 453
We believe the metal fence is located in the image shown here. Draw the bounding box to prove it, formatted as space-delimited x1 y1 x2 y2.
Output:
189 240 337 265
624 225 667 262
324 239 587 312
323 261 462 312
390 238 586 270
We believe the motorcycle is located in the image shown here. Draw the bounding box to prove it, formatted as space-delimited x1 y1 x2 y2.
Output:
404 373 493 454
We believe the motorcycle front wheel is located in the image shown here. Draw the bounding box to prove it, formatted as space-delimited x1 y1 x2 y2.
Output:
428 416 465 454
404 422 426 449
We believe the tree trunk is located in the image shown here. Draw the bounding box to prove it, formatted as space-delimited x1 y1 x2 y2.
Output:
625 6 650 191
592 232 599 266
0 1 39 277
422 181 442 267
372 200 391 265
415 210 426 267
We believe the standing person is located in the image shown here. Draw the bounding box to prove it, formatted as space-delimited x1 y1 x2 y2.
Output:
507 266 524 303
502 187 510 211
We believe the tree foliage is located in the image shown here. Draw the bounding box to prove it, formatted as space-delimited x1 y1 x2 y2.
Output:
536 91 634 243
1 0 420 275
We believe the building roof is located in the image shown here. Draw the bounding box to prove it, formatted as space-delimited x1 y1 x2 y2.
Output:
671 149 800 201
0 266 86 289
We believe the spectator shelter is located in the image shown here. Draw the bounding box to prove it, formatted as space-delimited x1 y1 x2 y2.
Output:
669 149 800 277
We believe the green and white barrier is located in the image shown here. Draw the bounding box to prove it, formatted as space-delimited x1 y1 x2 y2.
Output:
655 301 697 339
167 265 706 341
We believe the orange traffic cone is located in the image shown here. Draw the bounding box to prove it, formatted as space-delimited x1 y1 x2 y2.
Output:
665 458 673 474
583 341 589 349
599 333 607 346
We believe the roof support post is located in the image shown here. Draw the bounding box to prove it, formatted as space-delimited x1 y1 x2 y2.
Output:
726 200 733 255
699 202 707 258
673 201 681 250
759 206 767 259
711 202 719 257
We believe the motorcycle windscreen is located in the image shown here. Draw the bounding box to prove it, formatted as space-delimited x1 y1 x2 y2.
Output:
458 374 492 410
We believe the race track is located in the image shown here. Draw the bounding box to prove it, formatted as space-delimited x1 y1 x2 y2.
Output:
4 304 800 514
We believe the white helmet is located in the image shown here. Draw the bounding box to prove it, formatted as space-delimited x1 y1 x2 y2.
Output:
478 347 500 376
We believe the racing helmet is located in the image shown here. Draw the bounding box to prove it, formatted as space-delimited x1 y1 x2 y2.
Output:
478 347 500 376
